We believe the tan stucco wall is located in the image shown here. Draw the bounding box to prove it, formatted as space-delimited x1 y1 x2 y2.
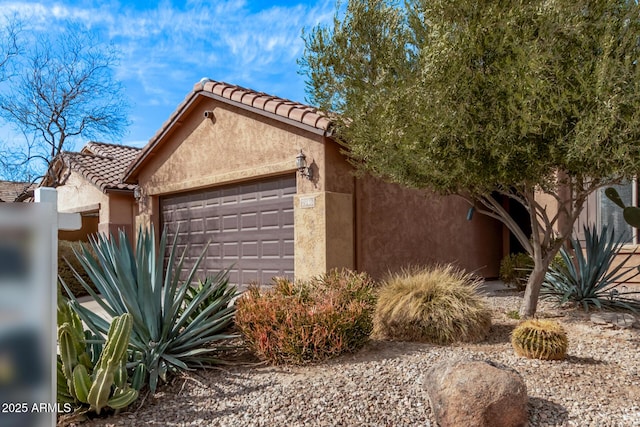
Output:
294 191 355 280
57 171 108 214
106 193 136 238
355 176 503 280
294 193 326 278
323 139 356 194
137 99 326 196
57 170 135 240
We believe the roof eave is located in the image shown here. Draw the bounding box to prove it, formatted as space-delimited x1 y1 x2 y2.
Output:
104 187 135 195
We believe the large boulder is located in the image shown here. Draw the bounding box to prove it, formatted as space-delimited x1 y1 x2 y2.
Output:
425 358 528 427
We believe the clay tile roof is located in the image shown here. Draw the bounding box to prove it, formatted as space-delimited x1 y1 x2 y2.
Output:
123 79 334 183
198 79 331 133
0 180 33 202
63 141 141 193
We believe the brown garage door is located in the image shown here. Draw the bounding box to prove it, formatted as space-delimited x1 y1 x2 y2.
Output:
160 175 295 287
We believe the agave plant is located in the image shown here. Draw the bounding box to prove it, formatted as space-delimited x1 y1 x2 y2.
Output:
60 226 238 393
541 224 640 311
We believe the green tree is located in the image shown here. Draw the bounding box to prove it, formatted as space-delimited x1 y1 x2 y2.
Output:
301 0 640 317
0 22 130 186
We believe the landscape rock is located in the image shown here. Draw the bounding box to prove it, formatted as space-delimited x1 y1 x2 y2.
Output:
590 312 637 329
424 358 528 427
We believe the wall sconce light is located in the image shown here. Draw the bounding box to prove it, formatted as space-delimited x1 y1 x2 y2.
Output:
296 150 313 180
134 186 141 200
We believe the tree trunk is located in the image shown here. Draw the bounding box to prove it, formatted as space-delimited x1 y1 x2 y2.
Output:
519 258 551 318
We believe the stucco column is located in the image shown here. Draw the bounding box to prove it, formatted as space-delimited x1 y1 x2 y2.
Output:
294 191 354 280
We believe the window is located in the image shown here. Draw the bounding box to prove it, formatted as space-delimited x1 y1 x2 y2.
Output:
597 180 636 244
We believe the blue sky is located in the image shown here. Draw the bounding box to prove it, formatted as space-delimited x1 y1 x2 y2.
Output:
1 0 336 148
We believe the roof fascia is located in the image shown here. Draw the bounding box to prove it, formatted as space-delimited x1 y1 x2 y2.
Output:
123 93 200 183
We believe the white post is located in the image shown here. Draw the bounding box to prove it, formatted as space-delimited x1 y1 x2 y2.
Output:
0 188 80 427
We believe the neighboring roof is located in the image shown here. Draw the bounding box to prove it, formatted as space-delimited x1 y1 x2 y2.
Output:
123 79 333 183
0 180 33 202
59 141 141 193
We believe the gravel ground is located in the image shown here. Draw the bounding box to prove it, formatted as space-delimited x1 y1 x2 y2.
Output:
60 288 640 427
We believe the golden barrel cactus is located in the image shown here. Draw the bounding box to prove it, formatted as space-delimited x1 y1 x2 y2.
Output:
511 319 568 360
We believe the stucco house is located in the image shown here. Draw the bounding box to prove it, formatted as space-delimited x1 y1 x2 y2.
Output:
43 141 141 241
122 79 503 286
540 181 640 282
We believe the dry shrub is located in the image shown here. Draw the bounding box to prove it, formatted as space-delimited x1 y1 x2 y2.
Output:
235 269 377 365
372 264 491 344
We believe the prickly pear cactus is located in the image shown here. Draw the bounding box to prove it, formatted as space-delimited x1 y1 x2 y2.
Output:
604 188 640 228
511 319 568 360
57 301 138 414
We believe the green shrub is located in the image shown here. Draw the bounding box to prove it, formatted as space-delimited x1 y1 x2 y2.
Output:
506 310 521 320
372 264 491 345
60 226 238 393
58 240 98 299
542 224 640 311
235 269 377 365
499 252 534 291
500 252 566 291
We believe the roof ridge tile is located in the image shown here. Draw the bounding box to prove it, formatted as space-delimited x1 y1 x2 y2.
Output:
197 79 330 131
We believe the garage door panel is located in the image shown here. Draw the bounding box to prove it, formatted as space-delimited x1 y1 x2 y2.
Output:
161 175 295 287
283 239 294 257
222 215 239 231
189 218 205 232
205 197 221 207
205 217 220 231
206 243 221 258
282 208 294 227
241 241 259 258
260 211 281 229
240 213 258 230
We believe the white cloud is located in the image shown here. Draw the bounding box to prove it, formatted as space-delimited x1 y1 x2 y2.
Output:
0 0 338 144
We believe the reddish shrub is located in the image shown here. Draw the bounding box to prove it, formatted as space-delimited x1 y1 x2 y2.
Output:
235 269 377 365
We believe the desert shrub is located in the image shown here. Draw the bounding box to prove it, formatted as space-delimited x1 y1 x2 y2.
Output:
506 310 521 320
60 226 238 393
178 279 233 327
499 252 534 290
500 252 566 291
372 264 491 345
58 240 98 298
235 269 377 365
511 319 568 360
542 224 640 311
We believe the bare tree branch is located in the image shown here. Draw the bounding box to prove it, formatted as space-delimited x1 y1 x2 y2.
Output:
0 22 130 183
